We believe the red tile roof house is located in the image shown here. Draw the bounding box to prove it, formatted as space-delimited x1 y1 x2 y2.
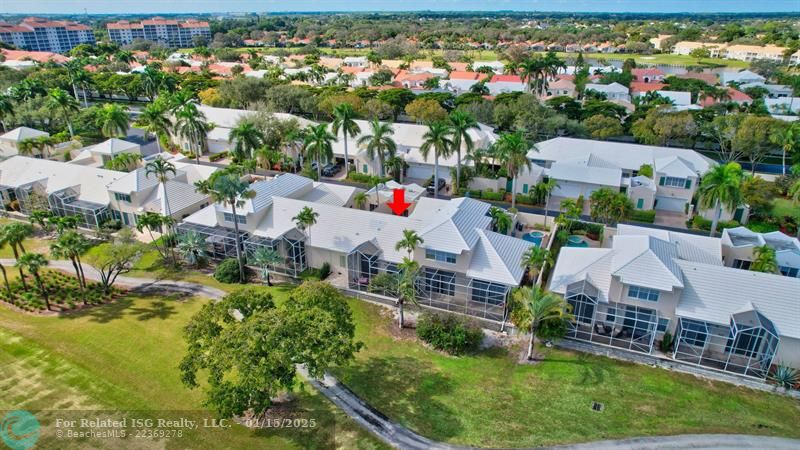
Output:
631 68 666 83
699 88 752 107
675 72 719 86
629 82 668 96
393 70 435 89
1 49 69 63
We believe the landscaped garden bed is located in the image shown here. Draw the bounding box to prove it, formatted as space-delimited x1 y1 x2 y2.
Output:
0 270 123 312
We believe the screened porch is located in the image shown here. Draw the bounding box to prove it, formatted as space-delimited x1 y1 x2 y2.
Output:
49 187 110 229
177 222 250 261
244 229 308 277
672 310 779 379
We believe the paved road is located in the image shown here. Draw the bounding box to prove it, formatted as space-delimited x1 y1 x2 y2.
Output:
0 259 226 301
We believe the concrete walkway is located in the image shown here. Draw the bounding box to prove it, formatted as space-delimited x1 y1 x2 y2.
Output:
0 259 226 301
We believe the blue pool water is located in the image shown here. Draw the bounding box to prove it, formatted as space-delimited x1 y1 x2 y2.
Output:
566 235 589 247
522 231 545 247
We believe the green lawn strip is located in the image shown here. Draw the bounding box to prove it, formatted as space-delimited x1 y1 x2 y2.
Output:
334 299 800 448
771 198 800 221
0 293 386 449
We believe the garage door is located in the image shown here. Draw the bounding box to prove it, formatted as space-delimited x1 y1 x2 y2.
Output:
553 181 583 198
655 197 687 212
407 164 451 181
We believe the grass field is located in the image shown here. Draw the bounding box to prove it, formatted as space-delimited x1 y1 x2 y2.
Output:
333 302 800 448
0 291 386 450
772 198 800 222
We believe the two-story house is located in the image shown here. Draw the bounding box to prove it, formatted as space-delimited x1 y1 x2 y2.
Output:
721 227 800 277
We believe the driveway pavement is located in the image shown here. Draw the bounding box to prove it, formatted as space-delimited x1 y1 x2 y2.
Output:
654 210 688 228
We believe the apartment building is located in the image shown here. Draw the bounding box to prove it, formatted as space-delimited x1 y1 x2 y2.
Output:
0 17 95 53
549 224 800 379
107 17 211 48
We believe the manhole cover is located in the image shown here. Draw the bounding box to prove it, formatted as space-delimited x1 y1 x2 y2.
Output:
591 401 604 412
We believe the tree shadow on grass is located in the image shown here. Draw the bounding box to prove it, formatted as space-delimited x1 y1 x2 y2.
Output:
542 352 615 386
58 297 134 324
58 293 181 324
334 355 464 442
127 299 177 321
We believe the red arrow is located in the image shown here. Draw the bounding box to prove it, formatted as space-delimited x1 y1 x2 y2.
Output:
386 188 411 215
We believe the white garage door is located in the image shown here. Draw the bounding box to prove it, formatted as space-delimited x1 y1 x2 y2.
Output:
655 197 687 212
553 181 584 198
407 164 451 181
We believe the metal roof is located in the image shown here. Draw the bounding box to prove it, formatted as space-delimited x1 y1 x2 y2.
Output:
466 229 534 285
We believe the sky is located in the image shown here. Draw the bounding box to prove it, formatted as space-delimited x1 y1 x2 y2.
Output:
2 0 799 14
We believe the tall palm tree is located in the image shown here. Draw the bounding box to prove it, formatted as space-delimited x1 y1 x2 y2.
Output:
145 156 177 220
448 110 479 191
520 246 553 285
751 245 778 274
64 60 91 107
419 121 454 199
210 174 255 282
0 94 14 132
789 178 800 207
302 124 336 179
769 124 798 176
16 253 49 310
511 286 571 361
0 233 12 295
0 222 33 290
494 131 532 209
96 103 130 138
252 246 282 286
135 102 172 153
292 206 319 237
175 102 210 164
49 231 90 304
394 229 424 259
535 178 559 227
228 121 265 162
105 152 142 171
697 162 744 237
489 206 512 234
176 230 208 268
47 88 79 138
332 103 361 175
386 155 406 182
396 257 420 329
357 119 396 177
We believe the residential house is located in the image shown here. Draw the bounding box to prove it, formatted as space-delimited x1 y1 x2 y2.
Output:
549 223 800 379
720 70 765 86
486 74 526 95
179 175 534 323
342 56 368 68
584 82 631 101
629 82 667 96
649 34 673 51
721 227 800 277
0 127 49 158
69 138 142 167
0 156 125 228
631 68 666 83
765 97 800 115
438 71 488 94
545 78 576 98
672 41 727 58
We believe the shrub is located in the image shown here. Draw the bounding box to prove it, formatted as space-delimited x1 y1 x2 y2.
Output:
467 189 482 198
209 151 229 162
319 262 331 280
688 216 739 232
627 209 656 223
367 272 399 296
347 170 391 185
416 312 484 355
769 364 799 390
482 189 505 201
214 258 244 283
660 331 673 353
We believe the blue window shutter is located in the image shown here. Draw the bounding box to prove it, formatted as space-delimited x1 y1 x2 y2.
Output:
636 198 644 209
684 179 692 189
658 176 665 186
522 184 529 194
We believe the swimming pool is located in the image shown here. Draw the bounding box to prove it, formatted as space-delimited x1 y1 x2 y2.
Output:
566 235 589 247
522 231 545 247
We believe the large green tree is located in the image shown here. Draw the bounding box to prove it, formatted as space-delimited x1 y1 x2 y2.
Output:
357 119 396 177
448 110 479 191
697 162 744 237
331 103 361 175
510 286 572 361
493 131 532 209
419 121 454 199
209 174 255 282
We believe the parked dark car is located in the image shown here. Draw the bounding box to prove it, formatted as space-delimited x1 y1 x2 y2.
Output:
426 178 446 195
321 162 342 177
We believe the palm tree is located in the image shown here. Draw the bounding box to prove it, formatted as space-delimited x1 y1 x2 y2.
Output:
292 206 319 237
16 253 50 310
511 286 571 361
302 124 336 179
10 79 46 102
49 231 90 304
96 103 130 138
176 231 208 268
47 88 79 138
353 191 369 210
494 131 532 209
0 222 33 290
145 156 177 220
386 155 406 182
105 152 142 171
697 162 744 237
64 60 91 107
357 119 396 177
751 245 778 273
135 102 172 153
396 257 420 329
769 124 798 176
489 206 512 234
448 110 479 191
419 121 454 199
251 246 282 286
520 246 553 285
0 233 12 295
0 94 13 132
228 121 265 162
175 102 211 164
332 103 361 174
536 178 559 227
394 229 424 259
789 178 800 207
210 174 255 282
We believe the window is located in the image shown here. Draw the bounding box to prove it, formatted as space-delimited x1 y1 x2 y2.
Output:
425 249 457 264
657 318 670 333
780 266 799 278
522 184 529 194
223 212 246 224
660 176 690 188
605 307 617 322
627 285 659 302
636 198 644 209
114 192 131 203
362 164 368 174
733 259 752 270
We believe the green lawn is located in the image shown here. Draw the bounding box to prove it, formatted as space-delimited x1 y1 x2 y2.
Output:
0 291 386 450
771 198 800 221
333 301 800 448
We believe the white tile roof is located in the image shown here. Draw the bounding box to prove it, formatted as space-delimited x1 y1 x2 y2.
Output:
549 248 615 303
610 235 684 291
0 126 48 142
219 173 313 215
547 161 621 187
467 229 534 285
675 260 800 339
655 156 698 178
141 181 208 216
299 182 356 206
616 224 722 264
84 138 140 156
585 82 629 93
0 156 125 205
198 105 315 130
